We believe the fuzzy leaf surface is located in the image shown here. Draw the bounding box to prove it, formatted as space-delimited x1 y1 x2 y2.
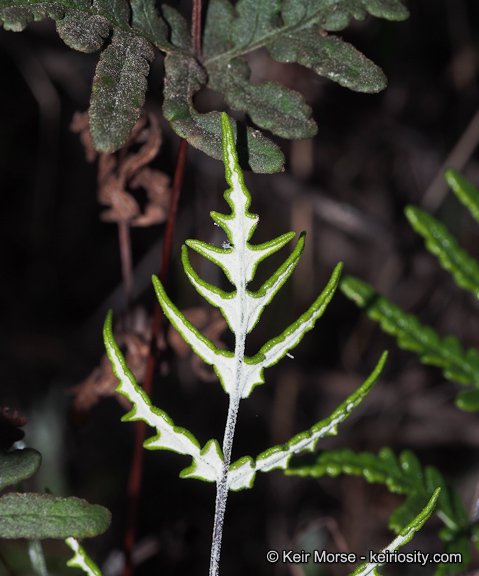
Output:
340 275 479 406
0 0 170 153
207 58 316 139
228 352 387 490
0 493 111 539
201 0 408 145
89 29 155 152
267 29 386 93
0 0 408 167
0 0 169 46
162 53 285 173
0 448 42 490
405 206 479 300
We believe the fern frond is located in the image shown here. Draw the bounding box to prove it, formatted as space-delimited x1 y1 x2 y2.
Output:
340 275 479 401
287 448 471 575
405 206 479 299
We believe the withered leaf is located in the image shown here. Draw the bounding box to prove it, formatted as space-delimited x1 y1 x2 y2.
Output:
71 111 171 227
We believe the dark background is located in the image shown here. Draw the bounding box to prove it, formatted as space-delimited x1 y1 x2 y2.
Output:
1 1 479 575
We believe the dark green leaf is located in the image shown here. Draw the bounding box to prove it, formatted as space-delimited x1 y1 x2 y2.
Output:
268 27 386 93
0 2 64 31
0 449 42 491
201 0 408 150
208 58 316 139
0 493 111 539
320 0 409 31
340 275 479 395
456 389 479 412
287 447 471 571
445 169 479 227
163 53 285 173
56 12 110 52
405 206 479 299
202 0 233 57
230 0 282 49
130 0 170 48
89 29 155 152
92 0 130 28
161 5 191 51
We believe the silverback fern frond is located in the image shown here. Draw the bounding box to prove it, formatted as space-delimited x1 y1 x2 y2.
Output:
98 113 438 576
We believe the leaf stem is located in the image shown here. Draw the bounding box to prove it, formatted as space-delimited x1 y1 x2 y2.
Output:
192 0 202 60
28 540 49 576
209 277 247 575
209 394 239 576
118 221 133 312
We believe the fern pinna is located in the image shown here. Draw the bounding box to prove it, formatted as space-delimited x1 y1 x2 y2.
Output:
99 113 439 576
341 170 479 412
288 447 474 576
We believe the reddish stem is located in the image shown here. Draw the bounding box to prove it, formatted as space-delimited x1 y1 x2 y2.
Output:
118 221 133 313
122 138 188 576
192 0 202 59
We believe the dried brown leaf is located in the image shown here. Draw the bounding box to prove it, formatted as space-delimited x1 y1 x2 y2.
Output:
71 111 170 227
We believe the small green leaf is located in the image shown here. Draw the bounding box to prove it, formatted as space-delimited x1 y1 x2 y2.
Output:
0 493 111 539
0 448 42 490
89 29 155 152
130 0 170 49
455 389 479 412
405 206 479 299
445 169 479 226
163 53 285 173
287 445 471 571
340 275 479 402
268 28 387 93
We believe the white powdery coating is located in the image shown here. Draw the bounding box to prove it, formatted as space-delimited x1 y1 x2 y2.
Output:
105 329 223 483
66 538 101 576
